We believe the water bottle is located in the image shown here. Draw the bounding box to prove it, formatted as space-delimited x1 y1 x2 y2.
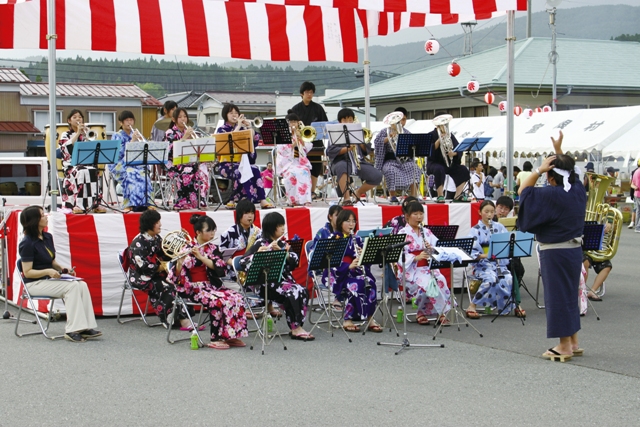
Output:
411 297 418 309
267 315 274 332
484 306 491 315
396 307 404 323
190 330 199 350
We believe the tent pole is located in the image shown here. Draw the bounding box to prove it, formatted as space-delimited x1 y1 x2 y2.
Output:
506 11 515 199
47 0 58 212
363 37 371 128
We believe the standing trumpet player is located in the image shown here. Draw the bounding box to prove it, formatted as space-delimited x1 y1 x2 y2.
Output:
373 107 420 204
164 107 210 210
276 112 313 207
426 111 470 202
58 109 106 214
326 108 382 206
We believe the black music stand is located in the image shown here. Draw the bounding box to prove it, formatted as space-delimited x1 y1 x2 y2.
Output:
286 238 305 268
307 237 350 339
425 225 459 241
455 137 491 201
244 249 288 355
429 238 482 338
488 231 534 324
396 133 433 199
124 141 169 211
356 234 406 336
580 223 605 321
261 119 292 206
71 140 120 213
326 123 366 206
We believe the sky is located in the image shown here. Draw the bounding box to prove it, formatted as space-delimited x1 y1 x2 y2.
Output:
1 0 639 65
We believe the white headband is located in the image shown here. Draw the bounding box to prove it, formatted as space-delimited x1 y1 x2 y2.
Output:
553 168 572 192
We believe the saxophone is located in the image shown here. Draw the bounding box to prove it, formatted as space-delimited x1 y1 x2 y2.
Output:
238 226 260 285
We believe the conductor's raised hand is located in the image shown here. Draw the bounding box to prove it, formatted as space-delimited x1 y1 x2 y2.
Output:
551 130 563 154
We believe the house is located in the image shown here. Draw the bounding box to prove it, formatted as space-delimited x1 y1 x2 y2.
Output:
0 67 162 155
323 38 640 121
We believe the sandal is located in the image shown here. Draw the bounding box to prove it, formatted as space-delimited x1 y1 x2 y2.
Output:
344 324 360 333
260 201 275 209
289 332 315 341
514 307 526 318
437 315 451 326
367 322 383 333
416 315 431 325
542 348 572 362
465 309 481 319
93 206 107 213
208 340 230 350
436 196 445 204
179 323 206 331
269 310 282 319
225 201 236 210
72 206 85 214
587 293 602 302
341 200 353 207
225 338 246 348
123 207 133 213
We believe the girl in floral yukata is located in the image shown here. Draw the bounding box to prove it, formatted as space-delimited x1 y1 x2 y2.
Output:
109 110 153 212
276 112 313 206
169 214 248 350
215 103 274 210
239 212 313 341
58 109 106 214
163 108 210 210
465 200 515 319
397 201 452 326
330 209 382 333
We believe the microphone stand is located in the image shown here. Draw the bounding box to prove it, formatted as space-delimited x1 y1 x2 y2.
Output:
378 245 444 355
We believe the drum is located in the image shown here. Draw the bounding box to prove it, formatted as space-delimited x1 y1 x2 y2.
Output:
0 182 18 195
25 181 42 196
44 123 70 175
85 123 107 140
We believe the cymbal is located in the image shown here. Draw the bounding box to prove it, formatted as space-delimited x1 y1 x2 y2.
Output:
153 117 195 131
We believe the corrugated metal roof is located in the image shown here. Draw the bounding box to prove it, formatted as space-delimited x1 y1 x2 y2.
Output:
19 82 162 106
157 91 202 108
0 67 31 83
324 38 640 104
205 91 276 106
0 121 41 133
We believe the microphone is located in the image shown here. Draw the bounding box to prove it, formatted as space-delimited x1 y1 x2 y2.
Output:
386 241 410 251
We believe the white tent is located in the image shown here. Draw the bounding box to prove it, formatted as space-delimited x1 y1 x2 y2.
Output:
601 121 640 160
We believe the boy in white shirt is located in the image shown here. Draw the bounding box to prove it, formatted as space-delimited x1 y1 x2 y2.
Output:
469 160 485 200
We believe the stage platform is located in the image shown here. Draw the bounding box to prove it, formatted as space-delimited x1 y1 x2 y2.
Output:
4 202 480 316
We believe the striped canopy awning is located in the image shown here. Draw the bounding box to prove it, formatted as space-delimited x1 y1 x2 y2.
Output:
0 0 527 61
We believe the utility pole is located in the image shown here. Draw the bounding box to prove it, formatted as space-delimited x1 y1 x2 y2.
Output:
461 21 477 56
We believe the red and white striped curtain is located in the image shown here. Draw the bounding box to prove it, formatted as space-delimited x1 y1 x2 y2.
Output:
0 0 527 61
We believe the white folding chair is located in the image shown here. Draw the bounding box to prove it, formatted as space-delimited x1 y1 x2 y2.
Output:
14 259 65 340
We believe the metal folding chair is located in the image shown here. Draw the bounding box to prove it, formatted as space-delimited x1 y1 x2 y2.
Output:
116 249 163 327
14 259 65 340
232 256 267 335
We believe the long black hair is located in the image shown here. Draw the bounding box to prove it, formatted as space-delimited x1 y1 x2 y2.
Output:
261 212 285 241
235 199 256 225
20 206 44 239
335 209 356 234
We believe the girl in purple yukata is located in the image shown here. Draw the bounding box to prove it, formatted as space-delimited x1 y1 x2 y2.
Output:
330 210 382 333
397 201 452 326
215 103 274 209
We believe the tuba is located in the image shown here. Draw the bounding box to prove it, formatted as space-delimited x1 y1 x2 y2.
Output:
433 114 454 167
383 111 404 153
584 172 622 262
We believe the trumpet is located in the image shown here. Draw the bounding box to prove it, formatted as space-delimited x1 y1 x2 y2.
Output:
76 121 97 141
129 125 147 142
251 116 264 129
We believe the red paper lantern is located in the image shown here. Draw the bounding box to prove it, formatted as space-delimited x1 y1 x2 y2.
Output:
484 92 495 105
425 39 440 55
535 107 542 113
498 101 507 112
448 62 461 77
467 80 479 93
514 106 523 116
542 105 552 113
523 108 533 118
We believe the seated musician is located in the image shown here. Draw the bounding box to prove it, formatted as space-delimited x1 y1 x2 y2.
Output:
163 107 210 210
373 107 419 204
384 196 419 234
219 199 262 283
276 112 313 206
290 81 329 198
465 201 517 319
151 100 177 142
329 209 382 333
215 103 274 210
326 108 382 206
168 214 248 350
108 110 154 212
310 205 343 252
397 202 452 326
18 206 101 343
239 212 314 341
58 109 106 214
426 112 470 203
127 210 193 329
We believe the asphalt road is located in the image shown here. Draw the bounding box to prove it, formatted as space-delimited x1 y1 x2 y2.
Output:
1 227 639 427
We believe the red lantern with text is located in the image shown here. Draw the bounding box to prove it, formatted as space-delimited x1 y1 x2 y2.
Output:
425 39 440 55
514 106 523 116
542 105 552 113
467 80 479 93
523 108 533 118
448 62 461 77
499 101 507 112
484 92 495 105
